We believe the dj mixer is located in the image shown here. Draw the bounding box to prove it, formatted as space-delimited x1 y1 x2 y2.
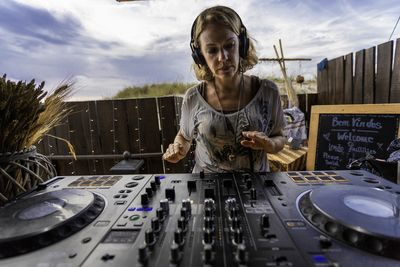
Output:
1 170 399 267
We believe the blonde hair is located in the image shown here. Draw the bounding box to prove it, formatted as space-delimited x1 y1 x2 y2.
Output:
191 6 258 81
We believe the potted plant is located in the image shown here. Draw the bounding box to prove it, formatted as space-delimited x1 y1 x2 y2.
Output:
0 74 74 204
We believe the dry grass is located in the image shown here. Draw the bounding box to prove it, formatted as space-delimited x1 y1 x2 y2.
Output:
0 74 74 153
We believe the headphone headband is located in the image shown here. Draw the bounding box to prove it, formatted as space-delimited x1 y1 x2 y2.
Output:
190 7 249 66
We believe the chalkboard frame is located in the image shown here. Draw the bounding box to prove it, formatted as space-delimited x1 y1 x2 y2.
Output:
306 104 400 170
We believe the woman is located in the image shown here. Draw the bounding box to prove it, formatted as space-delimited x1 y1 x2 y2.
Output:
163 5 286 173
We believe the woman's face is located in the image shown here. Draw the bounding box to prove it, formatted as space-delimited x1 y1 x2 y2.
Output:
198 24 240 81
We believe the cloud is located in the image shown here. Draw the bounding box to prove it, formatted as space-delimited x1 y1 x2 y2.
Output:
0 0 399 100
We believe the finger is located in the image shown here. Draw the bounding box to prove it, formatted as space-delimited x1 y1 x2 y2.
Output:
240 139 255 148
242 131 258 139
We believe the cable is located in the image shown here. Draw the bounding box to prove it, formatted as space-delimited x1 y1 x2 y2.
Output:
389 15 400 41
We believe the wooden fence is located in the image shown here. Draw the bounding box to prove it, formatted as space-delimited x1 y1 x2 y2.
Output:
36 93 316 176
317 38 400 104
35 96 190 175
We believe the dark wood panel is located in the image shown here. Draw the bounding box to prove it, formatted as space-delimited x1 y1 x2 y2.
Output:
66 102 90 174
363 46 375 104
158 96 179 149
125 99 141 154
344 53 353 104
327 59 336 104
335 56 345 104
354 50 365 104
376 41 393 103
391 38 400 102
137 98 161 153
95 100 115 154
113 99 131 154
158 96 186 173
88 101 106 174
317 66 328 105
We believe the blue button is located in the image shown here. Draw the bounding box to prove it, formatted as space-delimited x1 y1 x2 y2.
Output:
312 255 328 263
157 175 166 179
137 207 153 212
127 207 136 211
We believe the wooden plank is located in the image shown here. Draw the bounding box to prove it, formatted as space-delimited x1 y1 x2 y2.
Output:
306 104 400 170
344 53 353 104
66 101 90 175
137 98 161 153
96 100 115 154
317 61 328 105
53 117 75 175
354 50 365 104
113 99 131 154
376 41 393 103
335 56 345 104
363 46 376 103
134 97 163 173
125 99 141 154
88 101 106 174
158 96 186 173
391 38 400 102
327 59 336 104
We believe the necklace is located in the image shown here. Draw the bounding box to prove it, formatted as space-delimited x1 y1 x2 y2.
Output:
212 75 244 162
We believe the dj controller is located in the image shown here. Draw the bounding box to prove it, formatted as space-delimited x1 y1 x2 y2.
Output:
1 170 400 267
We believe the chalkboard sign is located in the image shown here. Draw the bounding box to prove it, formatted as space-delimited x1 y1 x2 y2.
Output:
307 104 400 170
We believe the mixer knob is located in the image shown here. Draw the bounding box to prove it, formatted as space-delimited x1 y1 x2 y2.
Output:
160 199 170 214
141 193 149 206
246 178 252 190
174 228 185 247
203 243 214 263
145 187 153 198
180 207 189 221
156 207 165 222
260 214 270 230
165 187 175 201
250 188 257 200
204 198 215 210
154 175 161 185
170 242 181 263
225 198 237 211
229 207 238 219
235 244 247 264
177 217 187 232
204 216 214 230
231 217 241 230
203 228 214 245
182 199 192 215
144 228 156 248
204 207 214 218
150 181 157 191
137 243 148 263
233 229 244 245
151 217 161 233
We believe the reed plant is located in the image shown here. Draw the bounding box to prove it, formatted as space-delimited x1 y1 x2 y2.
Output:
0 74 74 153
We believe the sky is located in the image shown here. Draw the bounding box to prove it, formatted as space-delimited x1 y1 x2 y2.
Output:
0 0 399 100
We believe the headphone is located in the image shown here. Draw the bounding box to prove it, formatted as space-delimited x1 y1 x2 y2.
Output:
190 7 249 66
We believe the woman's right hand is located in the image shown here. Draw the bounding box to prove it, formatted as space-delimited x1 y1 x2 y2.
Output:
162 142 186 163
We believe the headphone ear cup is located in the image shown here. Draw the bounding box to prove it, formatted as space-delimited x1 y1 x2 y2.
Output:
192 47 206 66
238 32 249 59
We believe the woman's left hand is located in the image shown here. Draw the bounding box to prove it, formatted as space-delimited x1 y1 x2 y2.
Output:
240 131 275 152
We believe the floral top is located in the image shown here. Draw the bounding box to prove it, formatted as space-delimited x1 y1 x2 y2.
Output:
180 76 285 173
